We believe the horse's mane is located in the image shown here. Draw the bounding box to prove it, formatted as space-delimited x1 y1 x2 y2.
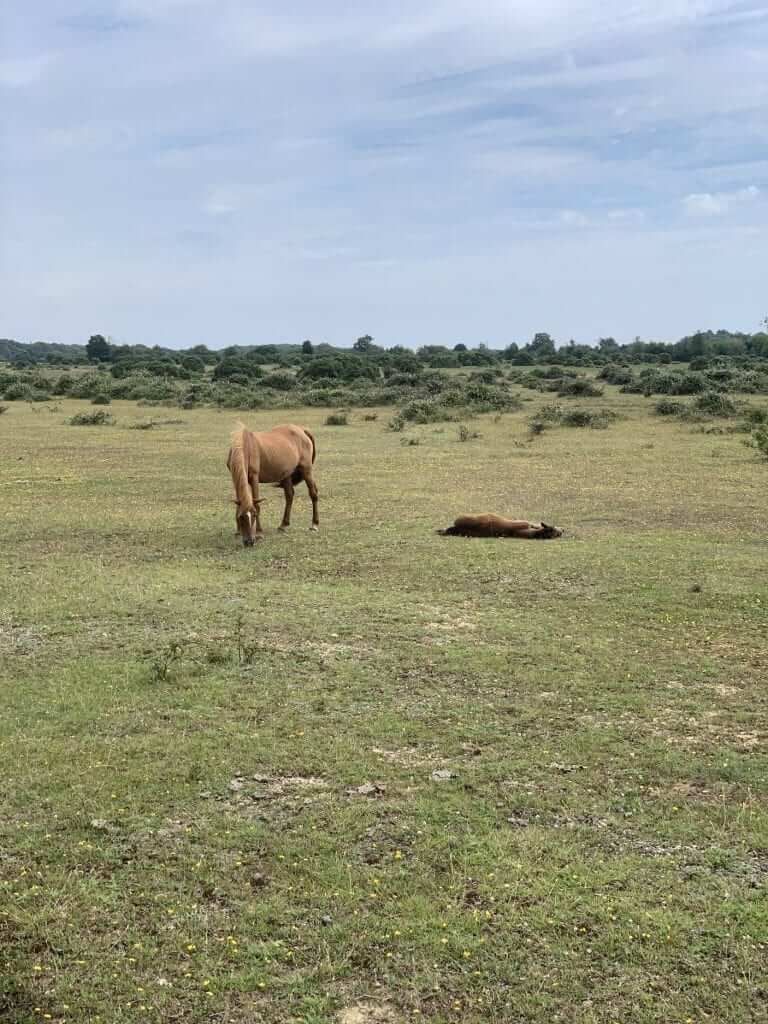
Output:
228 423 255 513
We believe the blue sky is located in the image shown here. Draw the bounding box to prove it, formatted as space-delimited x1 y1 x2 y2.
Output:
1 1 766 349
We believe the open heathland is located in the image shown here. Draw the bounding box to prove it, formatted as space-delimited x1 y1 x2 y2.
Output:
1 390 767 1024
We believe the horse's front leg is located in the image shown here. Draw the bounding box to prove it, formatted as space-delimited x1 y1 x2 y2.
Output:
279 479 295 532
250 477 265 542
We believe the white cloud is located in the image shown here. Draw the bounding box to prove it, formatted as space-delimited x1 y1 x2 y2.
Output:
607 209 646 225
202 187 239 216
560 210 590 228
683 185 761 216
0 54 51 87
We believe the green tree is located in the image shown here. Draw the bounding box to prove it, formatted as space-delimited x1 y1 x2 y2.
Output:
353 334 375 353
527 332 556 360
301 339 314 355
86 334 112 363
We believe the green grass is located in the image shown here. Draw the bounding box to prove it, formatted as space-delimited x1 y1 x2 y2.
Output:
1 396 767 1024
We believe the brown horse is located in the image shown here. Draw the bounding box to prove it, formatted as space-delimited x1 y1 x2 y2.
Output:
438 514 562 539
227 423 319 546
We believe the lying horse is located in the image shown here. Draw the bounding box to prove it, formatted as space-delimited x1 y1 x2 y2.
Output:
227 423 319 546
438 514 562 539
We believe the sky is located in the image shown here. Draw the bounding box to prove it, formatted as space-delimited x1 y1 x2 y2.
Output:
1 1 767 349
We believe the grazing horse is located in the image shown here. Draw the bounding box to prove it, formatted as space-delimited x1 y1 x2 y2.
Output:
438 514 562 539
227 423 319 546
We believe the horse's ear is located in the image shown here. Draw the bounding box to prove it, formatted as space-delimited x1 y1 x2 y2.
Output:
541 522 550 530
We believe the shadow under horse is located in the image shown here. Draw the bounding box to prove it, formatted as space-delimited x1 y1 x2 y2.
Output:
227 423 319 546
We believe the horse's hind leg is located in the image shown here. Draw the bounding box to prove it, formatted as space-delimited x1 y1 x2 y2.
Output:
279 479 295 532
303 468 319 531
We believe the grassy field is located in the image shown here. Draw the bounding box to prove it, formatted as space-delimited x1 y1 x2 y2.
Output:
1 393 767 1024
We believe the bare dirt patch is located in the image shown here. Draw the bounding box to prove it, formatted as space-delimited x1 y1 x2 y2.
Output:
337 1002 400 1024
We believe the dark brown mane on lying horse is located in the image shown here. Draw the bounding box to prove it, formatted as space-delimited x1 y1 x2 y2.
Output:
227 423 319 546
438 514 562 539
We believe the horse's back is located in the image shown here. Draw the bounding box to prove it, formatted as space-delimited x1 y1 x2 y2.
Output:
252 424 314 482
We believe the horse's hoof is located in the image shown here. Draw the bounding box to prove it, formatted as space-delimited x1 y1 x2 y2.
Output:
309 525 319 532
278 526 290 533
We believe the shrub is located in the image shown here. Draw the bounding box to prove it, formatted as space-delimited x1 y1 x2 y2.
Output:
535 403 564 424
68 410 114 426
750 426 768 459
560 409 617 429
742 407 768 426
597 365 635 386
325 412 348 426
692 390 738 418
91 394 112 405
0 404 8 415
398 399 457 424
655 398 687 417
52 374 74 395
261 372 298 391
3 383 33 401
556 377 603 397
634 369 705 396
363 413 378 421
388 414 405 432
181 355 206 373
213 358 264 381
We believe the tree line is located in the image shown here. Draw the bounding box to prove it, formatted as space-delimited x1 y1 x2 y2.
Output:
2 327 768 375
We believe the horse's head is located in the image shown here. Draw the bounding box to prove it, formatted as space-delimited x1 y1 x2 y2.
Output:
233 501 260 546
537 522 563 539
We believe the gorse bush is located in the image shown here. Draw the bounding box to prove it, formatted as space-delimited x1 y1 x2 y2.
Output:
598 364 635 386
556 378 603 398
655 398 687 417
535 403 565 423
68 410 115 426
398 399 457 424
692 390 738 418
527 403 615 430
750 427 768 459
742 407 768 426
325 412 348 426
91 394 112 405
560 408 617 429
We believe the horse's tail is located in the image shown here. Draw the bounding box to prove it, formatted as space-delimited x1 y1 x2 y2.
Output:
228 423 255 512
302 427 317 464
